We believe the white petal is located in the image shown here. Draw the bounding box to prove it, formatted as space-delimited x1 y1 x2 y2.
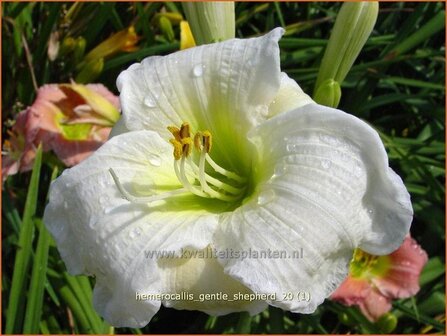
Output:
159 246 267 315
268 73 314 118
43 130 221 327
214 103 412 312
109 116 129 138
117 28 284 170
253 103 412 254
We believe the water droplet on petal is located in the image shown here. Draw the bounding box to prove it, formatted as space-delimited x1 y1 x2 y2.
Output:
143 95 157 108
257 189 276 206
321 159 331 169
274 164 287 177
104 206 114 215
129 227 142 239
286 144 297 152
367 208 374 214
148 154 161 167
89 216 98 227
99 195 110 206
192 64 204 77
353 165 363 177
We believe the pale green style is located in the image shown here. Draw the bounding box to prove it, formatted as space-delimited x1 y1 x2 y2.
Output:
44 28 412 328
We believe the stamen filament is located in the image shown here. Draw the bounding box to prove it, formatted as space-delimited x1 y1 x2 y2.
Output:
183 155 242 202
175 157 209 197
109 168 187 203
205 154 247 183
192 154 243 195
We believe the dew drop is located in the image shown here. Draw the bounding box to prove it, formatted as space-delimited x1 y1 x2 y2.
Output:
129 227 142 239
274 164 287 177
257 189 276 206
148 154 161 167
99 195 110 206
192 64 205 77
321 159 331 169
143 95 157 108
353 165 363 177
286 144 297 152
88 216 98 227
104 206 114 215
367 208 374 214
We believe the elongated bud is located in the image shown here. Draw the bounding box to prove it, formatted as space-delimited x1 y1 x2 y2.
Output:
314 79 341 108
75 58 104 84
153 12 183 25
158 16 175 42
84 26 139 63
73 37 86 64
314 2 378 95
182 2 235 45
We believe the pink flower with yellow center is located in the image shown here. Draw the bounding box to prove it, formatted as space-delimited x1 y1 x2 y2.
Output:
331 235 428 321
2 84 120 179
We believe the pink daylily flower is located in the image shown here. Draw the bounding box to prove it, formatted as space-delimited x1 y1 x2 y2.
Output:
2 84 120 180
331 235 428 321
2 110 36 180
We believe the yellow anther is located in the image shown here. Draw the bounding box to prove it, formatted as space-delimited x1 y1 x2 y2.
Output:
181 137 193 157
167 126 181 141
194 131 202 151
202 130 212 153
169 122 212 159
169 138 183 160
180 122 191 138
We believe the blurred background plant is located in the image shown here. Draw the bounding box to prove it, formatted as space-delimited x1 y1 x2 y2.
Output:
2 2 445 334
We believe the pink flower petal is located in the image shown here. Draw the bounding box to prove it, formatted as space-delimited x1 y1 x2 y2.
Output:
372 236 428 299
2 109 37 180
51 127 111 167
358 287 392 321
331 276 372 305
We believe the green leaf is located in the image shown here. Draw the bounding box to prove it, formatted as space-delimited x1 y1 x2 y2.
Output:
5 145 43 334
419 257 445 286
23 219 52 333
23 167 59 333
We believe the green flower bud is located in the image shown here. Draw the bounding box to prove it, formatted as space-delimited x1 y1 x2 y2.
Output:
182 2 235 45
73 37 86 64
75 58 104 84
314 2 378 94
158 16 175 42
338 312 356 327
59 36 76 57
314 79 341 108
376 312 398 333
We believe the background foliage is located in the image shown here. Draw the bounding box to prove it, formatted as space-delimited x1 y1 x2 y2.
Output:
2 2 445 334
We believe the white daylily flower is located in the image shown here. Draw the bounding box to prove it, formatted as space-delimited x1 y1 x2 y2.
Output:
43 28 412 328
